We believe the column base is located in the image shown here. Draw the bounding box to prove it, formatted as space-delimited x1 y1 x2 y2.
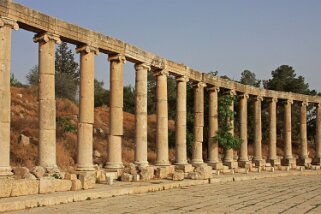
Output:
238 160 251 168
223 161 238 169
267 158 281 167
104 162 124 170
191 159 204 167
0 167 13 177
134 161 149 168
297 158 312 167
155 161 170 166
208 162 224 170
175 164 194 173
253 159 266 167
281 158 297 167
312 157 321 166
76 165 95 172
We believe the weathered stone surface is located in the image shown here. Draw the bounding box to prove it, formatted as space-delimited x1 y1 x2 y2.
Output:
54 179 72 192
18 134 30 146
65 173 77 180
11 179 39 197
12 167 29 179
71 179 82 191
155 167 168 179
30 166 46 178
0 179 13 198
24 173 37 180
175 164 194 173
121 173 133 182
39 177 56 194
172 170 185 181
188 165 212 180
139 166 155 181
79 173 96 190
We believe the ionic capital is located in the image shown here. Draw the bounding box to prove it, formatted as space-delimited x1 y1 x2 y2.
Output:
238 93 249 100
108 54 126 63
207 86 220 93
154 69 169 77
33 32 61 44
176 75 189 83
193 82 206 89
76 45 99 55
316 103 321 108
284 99 293 105
267 97 278 103
135 63 151 72
301 100 309 107
0 16 19 30
224 89 236 97
254 96 263 102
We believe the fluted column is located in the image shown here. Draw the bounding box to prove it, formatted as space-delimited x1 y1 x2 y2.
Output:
223 90 238 169
155 70 170 166
192 82 206 165
298 101 311 166
34 33 61 170
175 75 189 165
208 86 222 169
105 54 126 169
267 98 280 166
282 99 296 167
76 45 98 172
0 17 18 177
134 63 150 167
253 96 265 167
313 103 321 165
238 94 249 167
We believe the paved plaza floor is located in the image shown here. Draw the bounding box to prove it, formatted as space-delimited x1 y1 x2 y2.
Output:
7 175 321 214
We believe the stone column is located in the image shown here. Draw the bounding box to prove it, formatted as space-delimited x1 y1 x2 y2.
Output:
105 54 126 169
298 101 311 166
155 70 170 166
267 98 280 166
192 82 206 166
282 99 296 167
0 17 18 177
223 90 238 169
76 45 98 172
175 75 189 165
33 33 61 170
313 103 321 165
238 94 249 168
253 96 265 167
208 86 223 169
134 63 150 167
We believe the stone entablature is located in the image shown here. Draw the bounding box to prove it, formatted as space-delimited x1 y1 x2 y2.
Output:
1 0 319 103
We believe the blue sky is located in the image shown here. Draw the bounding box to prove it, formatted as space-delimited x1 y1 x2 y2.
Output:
11 0 321 91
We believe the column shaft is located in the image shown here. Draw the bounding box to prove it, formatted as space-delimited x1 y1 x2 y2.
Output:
238 94 249 163
155 70 170 166
253 96 263 162
268 98 278 162
175 76 188 165
314 103 321 164
192 82 206 165
105 54 125 169
134 63 150 167
0 17 18 176
284 99 293 159
208 87 220 164
76 46 98 171
34 33 61 169
300 102 308 159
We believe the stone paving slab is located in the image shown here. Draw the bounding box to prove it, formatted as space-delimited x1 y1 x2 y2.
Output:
1 170 321 213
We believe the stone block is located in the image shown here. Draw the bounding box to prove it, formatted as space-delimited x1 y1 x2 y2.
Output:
107 176 114 185
105 171 118 180
79 173 96 190
238 161 251 169
39 177 56 194
11 179 39 197
297 158 312 167
65 173 77 180
0 179 13 198
282 158 297 168
71 179 82 191
97 172 107 184
121 173 133 182
12 167 29 179
254 159 266 167
139 166 155 181
30 166 46 178
175 164 194 173
188 165 212 180
54 179 72 192
312 158 321 166
224 161 238 169
155 167 168 179
269 159 281 167
172 170 184 181
133 174 140 182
